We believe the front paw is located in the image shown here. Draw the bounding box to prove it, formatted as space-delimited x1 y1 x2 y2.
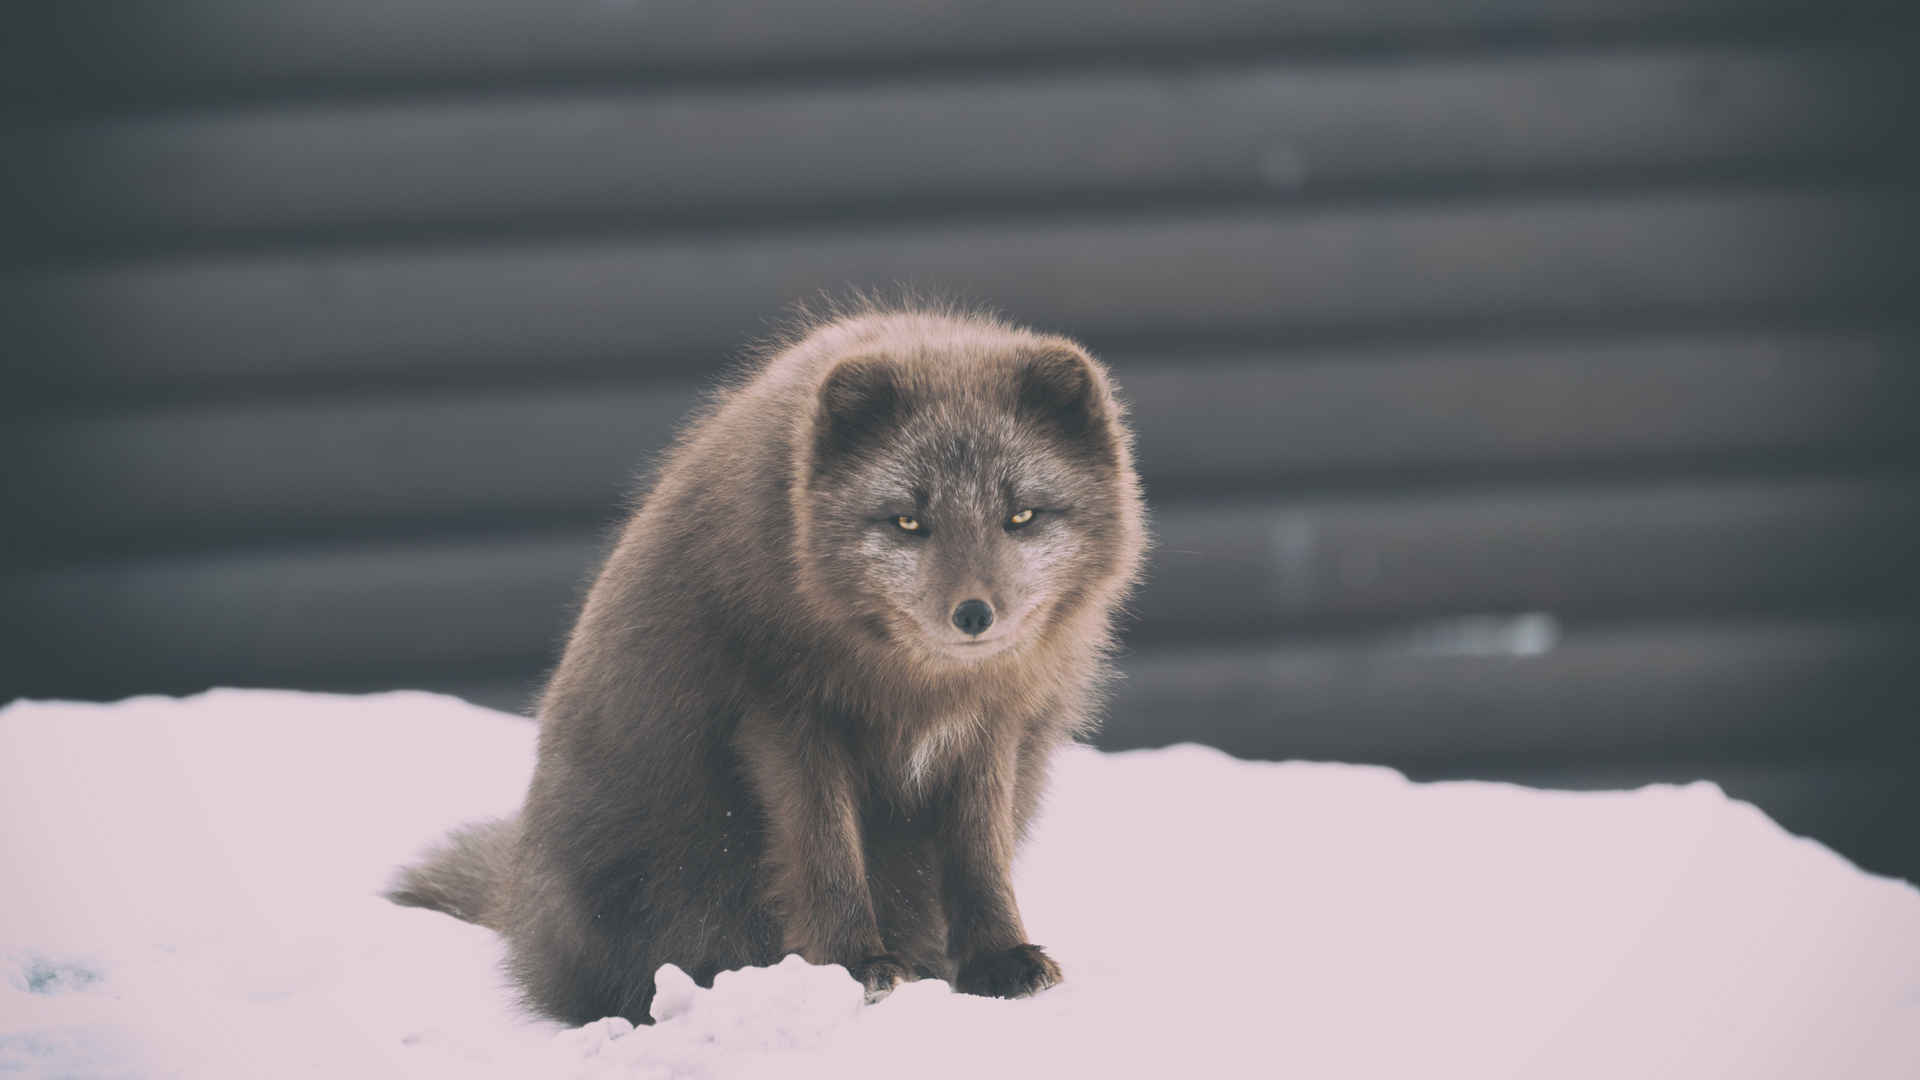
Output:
955 944 1062 999
847 953 912 1003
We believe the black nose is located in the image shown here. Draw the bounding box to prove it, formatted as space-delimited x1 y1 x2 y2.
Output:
952 599 994 636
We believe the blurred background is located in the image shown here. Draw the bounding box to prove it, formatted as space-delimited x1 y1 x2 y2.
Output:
2 2 1915 880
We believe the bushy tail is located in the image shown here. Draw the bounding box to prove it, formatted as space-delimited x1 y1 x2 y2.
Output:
385 816 518 928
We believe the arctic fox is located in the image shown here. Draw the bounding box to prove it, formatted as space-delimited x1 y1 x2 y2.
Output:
389 305 1148 1024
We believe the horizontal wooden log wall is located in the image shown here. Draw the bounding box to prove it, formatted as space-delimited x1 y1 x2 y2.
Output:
2 1 1915 878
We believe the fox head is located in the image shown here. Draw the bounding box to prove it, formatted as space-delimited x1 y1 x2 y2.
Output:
792 317 1146 668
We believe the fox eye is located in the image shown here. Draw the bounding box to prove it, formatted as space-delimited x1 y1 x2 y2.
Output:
894 515 923 533
1006 508 1037 529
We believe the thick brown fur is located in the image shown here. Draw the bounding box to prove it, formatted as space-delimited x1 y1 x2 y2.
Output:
388 304 1148 1025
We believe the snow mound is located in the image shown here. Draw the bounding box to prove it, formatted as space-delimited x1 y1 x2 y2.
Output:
545 956 868 1079
2 688 1916 1079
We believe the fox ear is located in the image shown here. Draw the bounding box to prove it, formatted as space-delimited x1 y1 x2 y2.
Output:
814 356 902 464
1017 344 1104 439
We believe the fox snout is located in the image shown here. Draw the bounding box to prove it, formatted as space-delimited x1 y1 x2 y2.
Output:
951 599 994 636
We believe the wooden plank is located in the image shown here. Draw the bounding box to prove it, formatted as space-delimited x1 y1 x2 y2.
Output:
6 189 1912 396
1122 328 1920 487
0 531 597 700
1138 475 1920 633
7 328 1916 556
6 1 1881 104
1101 619 1920 763
9 46 1906 249
2 384 705 552
4 474 1913 697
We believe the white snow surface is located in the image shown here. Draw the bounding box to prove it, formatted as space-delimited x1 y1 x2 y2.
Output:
2 689 1916 1079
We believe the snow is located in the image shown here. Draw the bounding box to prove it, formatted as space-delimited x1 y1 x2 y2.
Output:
2 689 1916 1079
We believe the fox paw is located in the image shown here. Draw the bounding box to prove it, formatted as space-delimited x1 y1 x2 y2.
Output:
848 954 911 1003
955 944 1062 999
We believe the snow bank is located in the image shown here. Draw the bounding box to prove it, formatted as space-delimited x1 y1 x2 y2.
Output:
2 689 1915 1078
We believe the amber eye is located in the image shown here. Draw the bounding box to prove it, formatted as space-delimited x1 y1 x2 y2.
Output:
894 515 922 533
1007 508 1036 528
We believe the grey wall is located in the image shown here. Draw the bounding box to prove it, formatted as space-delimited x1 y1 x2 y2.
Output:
3 1 1915 879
